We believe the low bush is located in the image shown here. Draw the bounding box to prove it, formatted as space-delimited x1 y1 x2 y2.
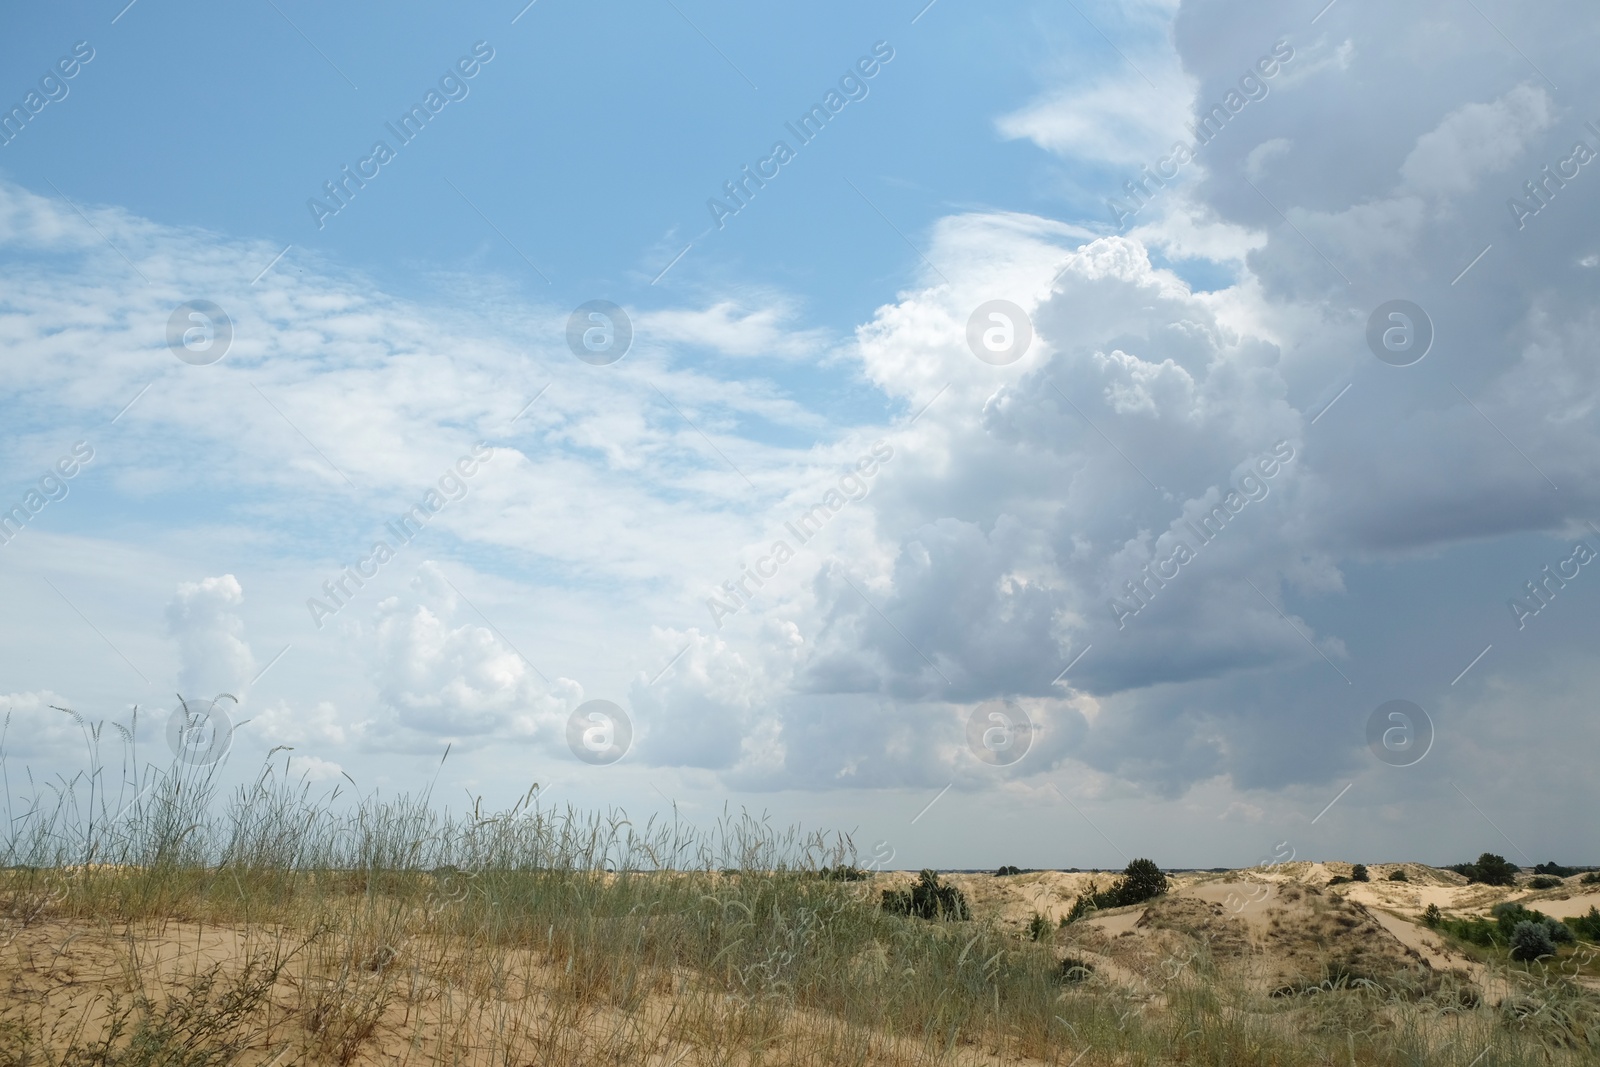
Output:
1027 912 1051 941
1528 875 1562 890
1438 916 1500 947
1328 875 1351 886
1388 868 1409 882
1569 906 1600 941
1422 903 1442 926
1351 864 1370 882
994 865 1023 877
881 870 970 921
818 865 869 881
1583 872 1600 885
1509 920 1557 962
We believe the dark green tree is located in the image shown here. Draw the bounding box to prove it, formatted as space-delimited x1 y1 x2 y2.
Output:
1455 852 1518 886
1110 858 1168 906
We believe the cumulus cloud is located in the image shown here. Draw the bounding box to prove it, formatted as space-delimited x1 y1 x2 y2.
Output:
4 0 1600 842
165 575 254 700
365 563 581 750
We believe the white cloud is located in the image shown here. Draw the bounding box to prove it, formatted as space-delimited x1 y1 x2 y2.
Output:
364 563 581 749
637 298 833 360
165 575 254 700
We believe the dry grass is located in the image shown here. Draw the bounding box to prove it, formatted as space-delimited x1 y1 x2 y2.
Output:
1 709 1597 1065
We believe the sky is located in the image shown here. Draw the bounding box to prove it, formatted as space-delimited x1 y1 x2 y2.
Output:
2 0 1598 872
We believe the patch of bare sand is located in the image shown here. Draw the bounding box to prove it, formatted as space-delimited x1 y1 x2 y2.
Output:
1517 890 1600 919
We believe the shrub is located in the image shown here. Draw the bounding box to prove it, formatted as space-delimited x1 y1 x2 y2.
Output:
1545 917 1575 944
1509 920 1557 962
1493 902 1544 937
1569 906 1600 941
1064 890 1098 924
1027 912 1051 942
1422 903 1442 926
1057 956 1094 983
1351 864 1369 882
1063 860 1169 920
1534 861 1578 877
1109 858 1168 906
1388 868 1409 882
1328 875 1351 886
1528 875 1562 890
1438 915 1500 946
881 870 970 921
995 865 1023 877
1452 852 1518 886
819 865 869 881
1583 872 1600 885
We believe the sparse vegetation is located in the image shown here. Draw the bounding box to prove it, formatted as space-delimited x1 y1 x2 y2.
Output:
1 711 1596 1066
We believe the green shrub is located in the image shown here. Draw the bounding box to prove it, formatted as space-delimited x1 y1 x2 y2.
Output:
1062 859 1169 921
1109 858 1168 906
995 865 1023 877
1328 875 1351 886
1027 912 1051 941
1546 917 1575 944
1583 872 1600 885
1568 906 1600 941
819 865 869 881
1351 863 1369 882
1388 868 1409 882
1437 914 1499 946
1534 861 1578 877
1528 875 1562 890
1493 902 1544 937
1509 920 1556 962
1450 852 1519 886
881 870 970 921
1422 903 1442 926
1064 889 1098 924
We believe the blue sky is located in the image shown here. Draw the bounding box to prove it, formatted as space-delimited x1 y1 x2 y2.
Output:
3 0 1599 871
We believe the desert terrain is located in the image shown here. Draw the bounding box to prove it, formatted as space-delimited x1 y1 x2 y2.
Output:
4 856 1598 1066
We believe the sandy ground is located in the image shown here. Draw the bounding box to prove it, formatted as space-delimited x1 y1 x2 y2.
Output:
5 866 1594 1064
930 862 1598 995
